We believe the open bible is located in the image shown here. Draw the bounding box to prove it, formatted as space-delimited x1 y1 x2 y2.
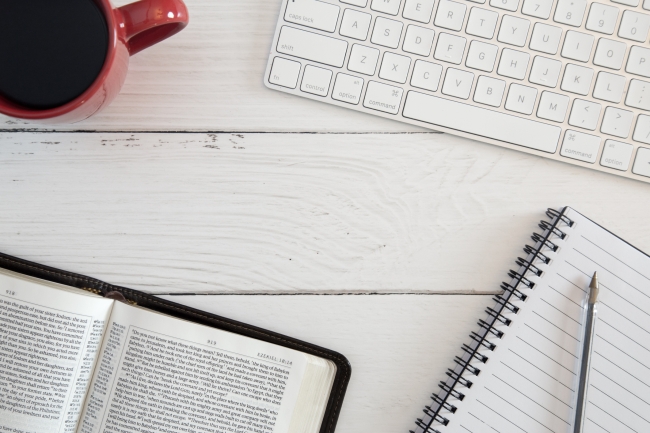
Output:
0 262 349 433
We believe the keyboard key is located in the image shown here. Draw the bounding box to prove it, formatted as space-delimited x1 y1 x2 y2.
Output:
379 52 412 83
505 84 538 114
625 79 650 111
434 1 467 31
269 57 301 88
585 3 619 35
403 0 436 22
529 23 562 55
645 0 650 10
403 25 436 56
411 60 443 91
371 17 404 48
285 0 341 33
332 73 364 104
601 140 633 170
466 41 499 72
341 0 368 6
618 10 650 43
569 99 601 130
498 49 530 79
537 91 570 122
601 107 633 138
442 68 475 99
301 65 333 96
490 0 520 12
402 91 561 153
593 72 625 103
627 46 650 78
561 130 601 163
633 147 650 177
612 0 638 6
434 33 467 64
561 31 594 62
529 56 562 87
371 0 402 15
498 16 531 47
363 81 404 114
277 26 349 67
561 64 594 95
633 115 650 143
474 76 506 106
340 9 372 40
466 7 499 39
348 44 380 75
593 38 626 70
554 0 587 27
522 0 554 19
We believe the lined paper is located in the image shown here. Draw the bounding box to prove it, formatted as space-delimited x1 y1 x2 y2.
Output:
439 208 650 433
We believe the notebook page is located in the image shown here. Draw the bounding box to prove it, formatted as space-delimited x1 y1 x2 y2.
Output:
437 208 650 433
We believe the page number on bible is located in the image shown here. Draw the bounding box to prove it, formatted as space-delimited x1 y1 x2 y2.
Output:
207 339 218 346
5 290 15 296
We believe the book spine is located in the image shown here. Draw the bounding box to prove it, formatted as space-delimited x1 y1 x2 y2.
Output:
411 208 575 433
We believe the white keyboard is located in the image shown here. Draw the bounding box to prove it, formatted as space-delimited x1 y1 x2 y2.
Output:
264 0 650 183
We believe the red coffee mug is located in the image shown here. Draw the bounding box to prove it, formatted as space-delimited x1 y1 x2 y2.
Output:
0 0 189 124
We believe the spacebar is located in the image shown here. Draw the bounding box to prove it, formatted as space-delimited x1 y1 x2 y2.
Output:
403 91 561 153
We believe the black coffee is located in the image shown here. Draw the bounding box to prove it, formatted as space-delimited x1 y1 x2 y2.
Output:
0 0 108 109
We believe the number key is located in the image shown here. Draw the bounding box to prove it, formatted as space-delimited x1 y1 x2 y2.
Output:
554 0 587 27
522 0 554 19
611 0 639 6
618 10 650 43
585 3 619 35
489 0 520 12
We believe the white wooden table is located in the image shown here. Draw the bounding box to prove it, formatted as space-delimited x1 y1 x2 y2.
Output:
1 1 649 432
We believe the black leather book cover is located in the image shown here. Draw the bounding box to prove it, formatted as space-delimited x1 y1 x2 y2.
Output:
0 252 351 433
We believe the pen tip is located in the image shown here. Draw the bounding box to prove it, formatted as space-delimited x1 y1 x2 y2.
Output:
589 272 599 303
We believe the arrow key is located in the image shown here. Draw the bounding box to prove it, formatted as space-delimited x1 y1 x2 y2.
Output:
601 107 634 138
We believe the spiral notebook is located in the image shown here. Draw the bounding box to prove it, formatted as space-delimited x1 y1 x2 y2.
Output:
413 207 650 433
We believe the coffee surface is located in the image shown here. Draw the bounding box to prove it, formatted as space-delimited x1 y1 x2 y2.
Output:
0 0 109 109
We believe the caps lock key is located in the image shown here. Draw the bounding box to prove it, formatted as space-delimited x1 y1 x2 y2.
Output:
285 0 341 33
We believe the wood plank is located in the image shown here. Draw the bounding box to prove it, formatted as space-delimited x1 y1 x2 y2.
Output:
1 132 648 294
157 294 492 433
0 0 421 132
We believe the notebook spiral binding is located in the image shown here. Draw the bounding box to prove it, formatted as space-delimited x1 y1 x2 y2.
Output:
410 208 575 433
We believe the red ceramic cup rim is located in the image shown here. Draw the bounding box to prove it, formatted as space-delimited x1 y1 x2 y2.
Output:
0 0 118 120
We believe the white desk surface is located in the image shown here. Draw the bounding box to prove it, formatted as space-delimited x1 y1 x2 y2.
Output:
1 1 649 432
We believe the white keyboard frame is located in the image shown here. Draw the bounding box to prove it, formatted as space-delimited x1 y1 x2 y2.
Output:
265 0 650 184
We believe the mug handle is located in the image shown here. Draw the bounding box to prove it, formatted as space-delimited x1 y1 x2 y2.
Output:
118 0 189 56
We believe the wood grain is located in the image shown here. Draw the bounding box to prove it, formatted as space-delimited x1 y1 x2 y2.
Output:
0 0 421 132
158 294 491 433
1 132 648 294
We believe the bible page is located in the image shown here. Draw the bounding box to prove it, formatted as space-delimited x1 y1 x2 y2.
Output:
78 301 311 433
0 270 114 433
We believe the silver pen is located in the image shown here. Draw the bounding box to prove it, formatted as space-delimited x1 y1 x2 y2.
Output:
573 272 599 433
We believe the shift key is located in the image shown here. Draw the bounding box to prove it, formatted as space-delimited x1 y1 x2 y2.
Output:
277 26 348 68
285 0 340 33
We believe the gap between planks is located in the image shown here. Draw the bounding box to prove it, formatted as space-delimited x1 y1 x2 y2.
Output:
0 130 444 135
161 291 501 296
